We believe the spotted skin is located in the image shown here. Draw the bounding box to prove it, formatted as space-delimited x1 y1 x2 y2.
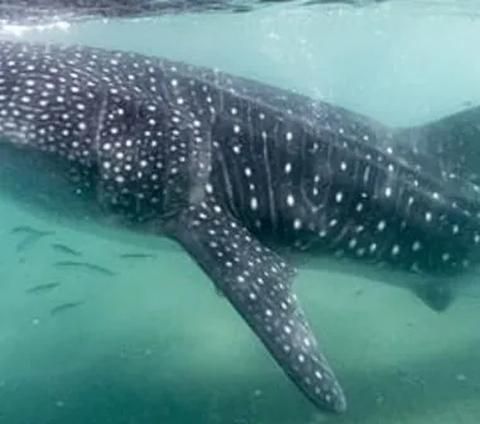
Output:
0 40 479 414
171 198 345 412
0 40 346 414
203 82 480 279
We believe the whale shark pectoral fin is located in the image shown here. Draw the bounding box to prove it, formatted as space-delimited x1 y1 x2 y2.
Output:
412 279 455 312
168 199 347 414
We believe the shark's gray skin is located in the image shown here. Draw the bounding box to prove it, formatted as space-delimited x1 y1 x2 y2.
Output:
1 40 480 414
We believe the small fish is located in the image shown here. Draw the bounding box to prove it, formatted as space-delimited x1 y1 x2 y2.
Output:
51 243 82 257
354 288 365 297
11 225 53 237
16 232 53 253
50 301 85 316
54 260 116 276
26 281 61 294
119 252 156 259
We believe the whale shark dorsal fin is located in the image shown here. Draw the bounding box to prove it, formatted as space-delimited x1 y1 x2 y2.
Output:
399 105 480 188
168 197 346 414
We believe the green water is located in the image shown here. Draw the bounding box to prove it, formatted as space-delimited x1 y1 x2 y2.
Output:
1 2 480 423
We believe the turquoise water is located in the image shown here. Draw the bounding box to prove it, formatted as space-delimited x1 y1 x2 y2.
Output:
1 1 480 423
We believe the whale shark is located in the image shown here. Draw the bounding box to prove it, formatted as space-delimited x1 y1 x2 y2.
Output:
1 40 480 414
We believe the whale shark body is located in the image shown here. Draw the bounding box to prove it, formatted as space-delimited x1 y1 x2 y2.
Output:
1 40 480 414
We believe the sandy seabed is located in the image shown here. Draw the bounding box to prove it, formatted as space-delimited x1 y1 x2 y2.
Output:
0 196 479 424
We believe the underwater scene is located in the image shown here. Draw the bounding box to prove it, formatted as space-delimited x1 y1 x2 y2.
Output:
0 1 480 423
